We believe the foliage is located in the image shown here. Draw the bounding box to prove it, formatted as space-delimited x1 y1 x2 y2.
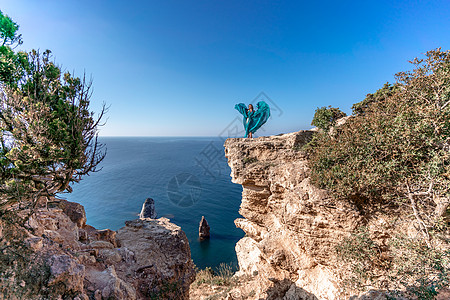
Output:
243 157 258 164
0 10 27 87
0 12 106 215
193 263 236 287
191 263 242 300
336 229 450 299
310 48 450 296
311 105 347 131
335 227 382 290
0 10 22 47
389 235 450 299
147 281 181 300
308 48 450 220
351 82 399 116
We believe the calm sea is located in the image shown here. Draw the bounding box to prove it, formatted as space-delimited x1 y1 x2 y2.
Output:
64 137 244 270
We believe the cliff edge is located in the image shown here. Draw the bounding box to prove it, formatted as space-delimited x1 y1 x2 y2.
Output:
224 131 366 299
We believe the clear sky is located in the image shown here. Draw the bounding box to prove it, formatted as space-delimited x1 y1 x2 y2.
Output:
2 0 450 136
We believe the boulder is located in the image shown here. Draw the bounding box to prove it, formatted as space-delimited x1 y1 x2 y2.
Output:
116 218 196 299
47 254 85 293
57 199 87 228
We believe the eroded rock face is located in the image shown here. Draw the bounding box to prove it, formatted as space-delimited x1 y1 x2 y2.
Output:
224 131 362 299
0 200 195 299
116 218 195 299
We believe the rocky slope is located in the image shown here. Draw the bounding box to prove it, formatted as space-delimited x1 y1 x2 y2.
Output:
224 131 371 299
0 199 195 299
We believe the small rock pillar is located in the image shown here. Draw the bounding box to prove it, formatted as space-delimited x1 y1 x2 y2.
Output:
199 216 210 240
139 198 157 219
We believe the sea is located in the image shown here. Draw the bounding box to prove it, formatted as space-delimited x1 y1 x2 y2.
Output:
64 137 244 270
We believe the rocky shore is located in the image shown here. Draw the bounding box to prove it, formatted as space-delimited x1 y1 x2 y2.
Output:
0 199 195 299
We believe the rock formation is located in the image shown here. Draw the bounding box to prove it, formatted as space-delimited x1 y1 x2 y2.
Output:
0 199 195 299
139 197 157 219
198 216 210 240
224 131 369 299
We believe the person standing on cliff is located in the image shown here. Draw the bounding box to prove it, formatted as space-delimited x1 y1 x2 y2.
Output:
235 101 270 138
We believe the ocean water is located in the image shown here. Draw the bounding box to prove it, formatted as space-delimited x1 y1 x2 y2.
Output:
64 137 244 270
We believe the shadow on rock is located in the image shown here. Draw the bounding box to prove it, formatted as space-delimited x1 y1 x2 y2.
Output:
265 279 318 300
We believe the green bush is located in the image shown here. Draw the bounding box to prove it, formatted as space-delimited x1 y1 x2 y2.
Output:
193 263 236 287
309 48 450 297
351 83 399 116
336 227 382 291
308 49 450 214
311 105 346 131
0 11 106 215
389 235 450 299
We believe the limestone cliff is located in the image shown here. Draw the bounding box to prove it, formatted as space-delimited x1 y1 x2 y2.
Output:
0 199 195 299
224 131 365 299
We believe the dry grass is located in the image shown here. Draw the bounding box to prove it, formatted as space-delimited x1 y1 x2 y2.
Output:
190 263 258 300
193 263 236 287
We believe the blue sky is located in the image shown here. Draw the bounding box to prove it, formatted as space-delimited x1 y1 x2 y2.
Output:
2 0 450 136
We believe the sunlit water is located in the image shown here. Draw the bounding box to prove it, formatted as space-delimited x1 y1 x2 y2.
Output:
65 137 244 270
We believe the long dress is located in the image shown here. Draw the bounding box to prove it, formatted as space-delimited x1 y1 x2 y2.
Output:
234 101 270 137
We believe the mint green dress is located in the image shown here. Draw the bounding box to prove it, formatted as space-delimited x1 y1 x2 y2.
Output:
234 101 270 137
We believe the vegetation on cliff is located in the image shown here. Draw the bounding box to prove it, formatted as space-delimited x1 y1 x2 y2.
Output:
311 105 346 131
0 11 107 298
0 11 106 217
309 49 450 298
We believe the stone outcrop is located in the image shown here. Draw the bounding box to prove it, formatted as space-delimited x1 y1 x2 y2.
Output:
139 197 157 219
0 199 195 299
199 216 210 240
116 218 195 299
222 128 450 300
224 131 363 299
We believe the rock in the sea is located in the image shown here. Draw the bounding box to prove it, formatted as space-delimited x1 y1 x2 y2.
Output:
199 216 210 240
139 197 157 219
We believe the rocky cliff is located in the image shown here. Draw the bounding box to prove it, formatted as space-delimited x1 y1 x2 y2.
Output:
224 131 367 299
0 199 195 299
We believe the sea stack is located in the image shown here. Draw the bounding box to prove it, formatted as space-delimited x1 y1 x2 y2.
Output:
139 197 157 219
199 216 210 240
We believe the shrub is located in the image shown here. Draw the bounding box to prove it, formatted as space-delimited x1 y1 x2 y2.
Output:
193 263 236 287
336 230 450 298
335 227 382 291
0 12 106 216
309 48 450 296
351 83 399 116
311 105 346 131
309 49 450 223
389 235 450 299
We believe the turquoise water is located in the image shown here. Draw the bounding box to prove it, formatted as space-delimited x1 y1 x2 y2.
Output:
65 137 244 269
